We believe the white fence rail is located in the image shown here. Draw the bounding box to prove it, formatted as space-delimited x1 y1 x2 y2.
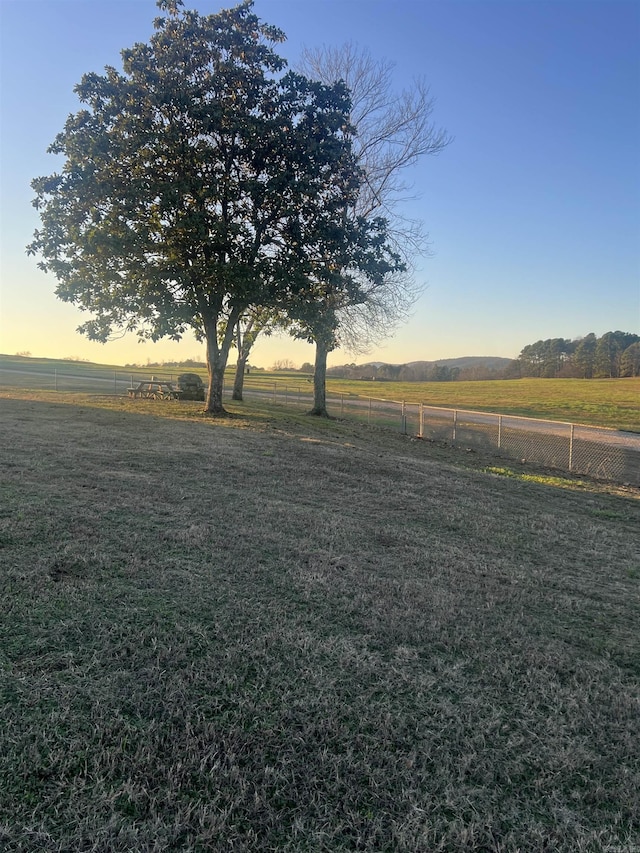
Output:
2 365 639 486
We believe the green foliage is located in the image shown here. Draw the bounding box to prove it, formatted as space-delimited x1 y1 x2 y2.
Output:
516 332 640 379
516 338 574 378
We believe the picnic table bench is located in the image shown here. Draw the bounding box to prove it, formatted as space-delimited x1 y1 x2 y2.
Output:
128 379 179 400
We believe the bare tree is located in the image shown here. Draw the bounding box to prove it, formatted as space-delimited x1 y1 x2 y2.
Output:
271 358 297 371
300 44 451 219
295 43 452 414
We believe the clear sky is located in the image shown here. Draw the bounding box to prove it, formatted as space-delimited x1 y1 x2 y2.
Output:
1 0 638 368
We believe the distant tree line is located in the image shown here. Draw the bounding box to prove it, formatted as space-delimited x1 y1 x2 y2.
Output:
124 358 206 370
510 332 640 379
327 363 464 382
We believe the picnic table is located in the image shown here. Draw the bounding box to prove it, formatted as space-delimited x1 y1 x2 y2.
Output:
128 379 179 400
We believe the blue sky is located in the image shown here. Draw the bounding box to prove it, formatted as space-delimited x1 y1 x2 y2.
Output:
1 0 638 368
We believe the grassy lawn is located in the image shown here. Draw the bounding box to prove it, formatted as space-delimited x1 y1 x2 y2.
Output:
1 390 639 851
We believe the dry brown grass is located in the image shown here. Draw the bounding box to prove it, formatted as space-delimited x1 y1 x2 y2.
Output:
0 391 639 851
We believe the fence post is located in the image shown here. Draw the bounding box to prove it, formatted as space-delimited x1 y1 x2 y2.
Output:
273 382 277 404
54 368 58 392
340 393 344 416
285 385 288 406
401 401 407 435
419 403 424 438
452 409 457 443
368 397 372 427
569 423 574 471
498 415 502 449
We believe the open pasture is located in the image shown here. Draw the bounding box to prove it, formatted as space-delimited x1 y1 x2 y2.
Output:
0 390 638 851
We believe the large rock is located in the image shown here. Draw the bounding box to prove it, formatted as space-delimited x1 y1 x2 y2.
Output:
176 372 205 401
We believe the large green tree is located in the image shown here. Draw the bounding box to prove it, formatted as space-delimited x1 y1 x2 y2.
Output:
28 0 375 414
293 44 451 415
285 220 403 416
593 331 639 378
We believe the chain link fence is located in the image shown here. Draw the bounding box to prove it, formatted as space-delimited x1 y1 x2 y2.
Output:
280 387 640 487
412 405 640 485
2 363 638 486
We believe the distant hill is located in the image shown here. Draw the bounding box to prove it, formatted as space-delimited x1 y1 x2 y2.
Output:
407 357 512 370
350 356 512 369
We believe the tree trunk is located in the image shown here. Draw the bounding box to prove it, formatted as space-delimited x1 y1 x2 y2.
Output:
205 355 227 415
204 317 232 415
232 356 248 401
307 338 331 417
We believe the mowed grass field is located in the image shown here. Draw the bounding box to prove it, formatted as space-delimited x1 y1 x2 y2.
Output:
1 354 639 430
1 389 639 851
